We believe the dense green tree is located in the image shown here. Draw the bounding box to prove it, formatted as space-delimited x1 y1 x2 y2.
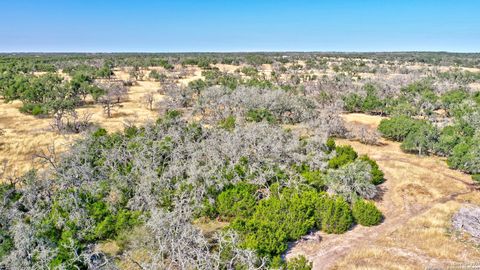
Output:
378 116 426 141
400 123 439 155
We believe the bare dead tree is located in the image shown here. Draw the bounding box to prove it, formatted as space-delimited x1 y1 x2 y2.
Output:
346 123 380 145
33 144 59 171
96 81 128 117
142 92 155 111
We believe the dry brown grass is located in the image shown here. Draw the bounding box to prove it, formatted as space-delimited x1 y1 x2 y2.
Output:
287 114 480 270
0 70 163 182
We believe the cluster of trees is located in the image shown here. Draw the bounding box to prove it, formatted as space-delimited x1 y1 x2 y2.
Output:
379 113 480 181
0 111 383 268
343 84 385 115
11 52 480 268
0 62 129 132
193 86 318 125
343 80 480 118
341 77 480 183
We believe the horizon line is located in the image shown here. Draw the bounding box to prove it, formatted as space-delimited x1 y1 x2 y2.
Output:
1 50 480 55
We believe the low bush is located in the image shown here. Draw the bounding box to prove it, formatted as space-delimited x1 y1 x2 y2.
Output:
328 145 358 169
286 255 313 270
352 199 383 226
359 155 384 185
317 195 353 234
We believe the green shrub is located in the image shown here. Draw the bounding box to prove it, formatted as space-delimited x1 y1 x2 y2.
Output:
325 137 336 153
301 170 325 190
216 183 257 220
328 145 358 169
474 92 480 105
447 137 480 174
343 93 363 112
246 108 276 123
188 79 207 94
218 116 236 131
240 66 259 77
286 255 313 270
317 196 353 234
352 199 383 226
20 103 47 115
359 155 384 185
234 188 319 257
435 125 465 156
361 84 384 113
0 229 13 261
441 89 469 110
37 189 142 268
343 84 384 114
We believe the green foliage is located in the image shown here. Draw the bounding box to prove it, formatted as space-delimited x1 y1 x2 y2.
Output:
246 108 276 123
218 115 236 131
472 174 480 183
239 66 259 77
317 196 353 234
301 170 326 190
435 124 466 156
244 78 273 89
352 199 383 226
378 116 427 141
401 81 436 101
441 89 469 110
328 145 358 169
233 188 319 257
400 122 439 155
163 109 183 120
0 229 13 261
447 136 480 175
188 79 207 93
474 92 480 105
20 103 48 115
0 184 19 261
149 69 167 81
359 155 384 185
38 189 141 268
343 93 363 112
286 255 313 270
343 84 385 114
216 183 257 220
325 137 336 153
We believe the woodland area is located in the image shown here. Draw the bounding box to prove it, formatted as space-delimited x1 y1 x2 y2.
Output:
0 52 480 269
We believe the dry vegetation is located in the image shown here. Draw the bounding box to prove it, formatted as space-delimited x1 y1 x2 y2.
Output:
287 115 480 269
0 69 162 181
1 52 480 269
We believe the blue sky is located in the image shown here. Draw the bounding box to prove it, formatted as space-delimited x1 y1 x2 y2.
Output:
1 0 479 52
